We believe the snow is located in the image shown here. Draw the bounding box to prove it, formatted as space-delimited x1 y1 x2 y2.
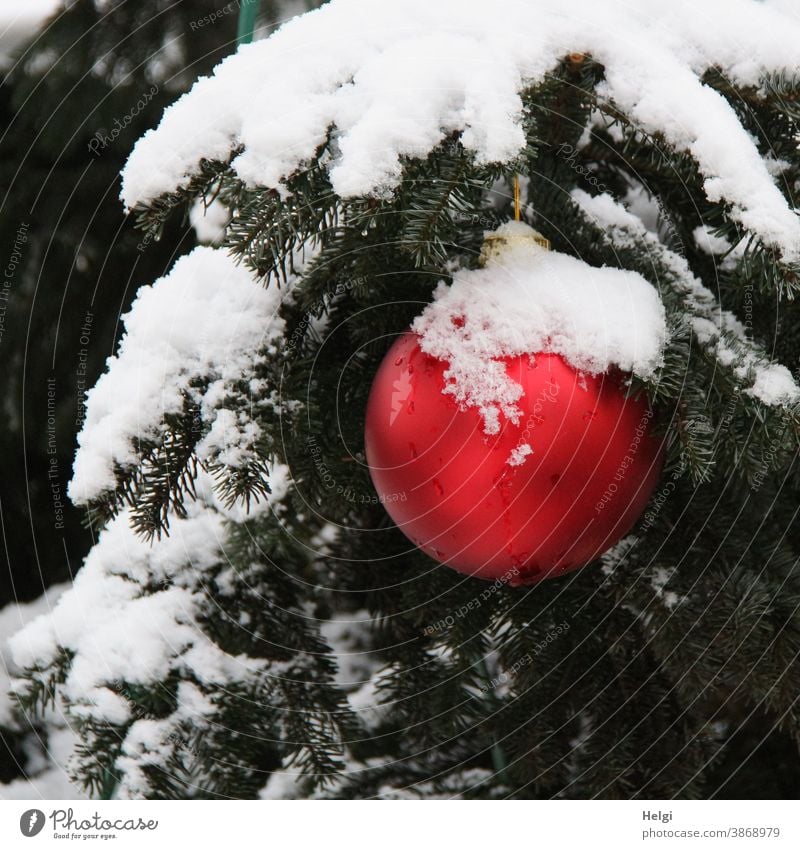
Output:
114 680 217 798
0 584 86 801
259 768 303 799
319 612 390 733
375 767 496 799
10 462 291 797
319 613 378 691
189 196 229 244
412 221 666 434
692 226 730 257
0 725 84 800
650 566 681 610
745 366 800 407
121 0 800 260
69 246 290 506
692 225 745 269
0 0 59 69
574 190 800 407
507 443 533 467
0 584 68 727
10 470 277 725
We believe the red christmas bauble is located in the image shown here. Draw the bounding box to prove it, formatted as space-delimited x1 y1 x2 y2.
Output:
365 332 664 585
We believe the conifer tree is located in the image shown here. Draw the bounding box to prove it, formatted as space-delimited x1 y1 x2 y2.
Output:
0 0 318 797
8 0 800 799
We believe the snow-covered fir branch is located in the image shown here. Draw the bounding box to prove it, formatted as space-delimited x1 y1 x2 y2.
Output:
573 189 800 407
122 0 800 261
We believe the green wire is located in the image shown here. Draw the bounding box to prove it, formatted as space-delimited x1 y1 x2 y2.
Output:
236 0 261 46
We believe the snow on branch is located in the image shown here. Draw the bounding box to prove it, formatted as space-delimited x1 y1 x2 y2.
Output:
10 472 278 722
122 0 800 259
0 584 69 728
573 189 800 407
9 470 289 798
69 246 289 508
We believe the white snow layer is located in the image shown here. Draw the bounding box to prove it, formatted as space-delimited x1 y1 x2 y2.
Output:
121 0 800 260
69 246 288 506
0 0 59 69
10 471 275 724
189 196 229 244
0 583 85 801
8 468 290 798
413 221 667 434
0 726 84 800
574 190 800 406
0 583 68 727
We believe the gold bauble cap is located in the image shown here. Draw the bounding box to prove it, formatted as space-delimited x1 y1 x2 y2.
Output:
479 220 551 266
